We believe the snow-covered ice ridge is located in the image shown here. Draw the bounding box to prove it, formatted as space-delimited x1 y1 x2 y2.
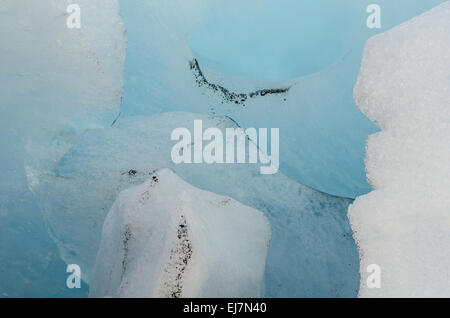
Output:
90 169 271 298
349 1 450 297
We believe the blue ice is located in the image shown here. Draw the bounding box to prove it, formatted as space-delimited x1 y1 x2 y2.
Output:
0 0 447 297
119 0 446 198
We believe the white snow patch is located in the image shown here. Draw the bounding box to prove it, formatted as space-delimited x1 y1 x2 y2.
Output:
349 1 450 297
89 169 271 298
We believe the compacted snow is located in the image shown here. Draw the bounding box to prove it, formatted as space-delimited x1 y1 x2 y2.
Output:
90 169 271 298
349 1 450 297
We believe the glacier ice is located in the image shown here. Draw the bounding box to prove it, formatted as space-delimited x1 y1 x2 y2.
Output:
118 0 447 198
0 129 87 297
90 169 271 298
39 112 358 297
118 0 376 198
188 0 448 81
349 1 450 297
0 0 125 188
0 0 125 297
2 0 448 298
0 0 125 143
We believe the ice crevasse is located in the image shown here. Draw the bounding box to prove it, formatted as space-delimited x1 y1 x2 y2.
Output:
349 1 450 297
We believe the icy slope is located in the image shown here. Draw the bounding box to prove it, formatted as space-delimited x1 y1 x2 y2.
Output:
349 1 450 297
90 169 271 298
38 112 358 297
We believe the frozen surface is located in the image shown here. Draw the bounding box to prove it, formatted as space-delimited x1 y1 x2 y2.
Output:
188 0 355 80
0 130 87 297
0 0 125 144
349 1 450 297
189 0 447 80
2 0 447 297
118 0 446 198
0 0 125 296
90 169 271 298
0 0 125 193
118 0 376 198
39 112 358 297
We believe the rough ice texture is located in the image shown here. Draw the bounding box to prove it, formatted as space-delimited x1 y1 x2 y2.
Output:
0 0 125 297
349 1 450 297
40 112 358 297
89 169 271 298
